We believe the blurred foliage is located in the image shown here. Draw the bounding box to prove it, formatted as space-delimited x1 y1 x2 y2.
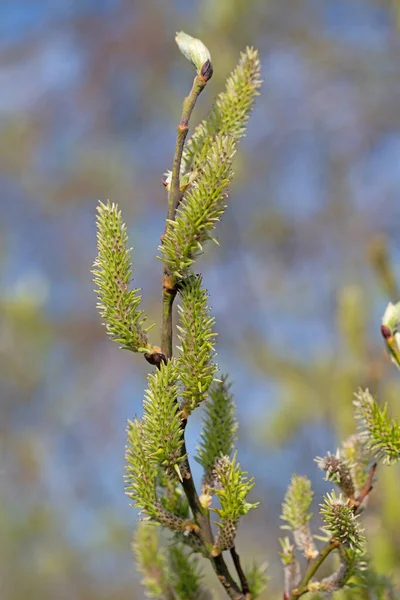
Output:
2 0 400 599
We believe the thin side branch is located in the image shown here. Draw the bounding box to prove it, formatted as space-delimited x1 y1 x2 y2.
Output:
350 462 377 509
288 463 376 599
231 546 250 596
289 539 339 599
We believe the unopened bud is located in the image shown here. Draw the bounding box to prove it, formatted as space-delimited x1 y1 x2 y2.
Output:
175 31 212 77
200 59 213 82
381 301 400 369
382 301 400 332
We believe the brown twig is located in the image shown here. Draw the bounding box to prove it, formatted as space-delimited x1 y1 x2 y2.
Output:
351 463 377 509
231 546 250 596
155 62 246 600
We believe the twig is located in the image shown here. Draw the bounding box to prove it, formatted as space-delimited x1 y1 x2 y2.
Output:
212 553 247 600
351 463 377 509
179 420 245 599
231 546 250 596
288 463 377 599
289 538 340 599
157 62 245 600
167 66 210 221
160 69 209 358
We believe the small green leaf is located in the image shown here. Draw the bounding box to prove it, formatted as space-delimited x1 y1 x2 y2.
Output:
177 275 218 415
281 475 317 559
354 388 400 465
142 359 186 476
212 452 257 553
93 200 153 351
161 136 236 274
196 376 238 482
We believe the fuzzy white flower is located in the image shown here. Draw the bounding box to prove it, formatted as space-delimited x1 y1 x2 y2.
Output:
175 31 211 74
382 301 400 331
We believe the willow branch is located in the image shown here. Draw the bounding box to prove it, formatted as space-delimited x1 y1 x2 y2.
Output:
160 67 210 358
231 546 250 596
289 539 339 599
179 420 245 599
212 553 247 600
158 63 244 600
167 67 210 221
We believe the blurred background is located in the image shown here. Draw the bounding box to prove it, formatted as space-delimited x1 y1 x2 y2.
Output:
2 0 400 598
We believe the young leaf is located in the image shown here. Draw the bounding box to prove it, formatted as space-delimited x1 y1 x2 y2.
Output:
125 419 192 532
196 376 238 481
177 275 217 416
308 546 366 594
132 523 175 599
340 435 371 497
281 475 317 559
142 359 186 476
212 453 258 554
168 545 209 600
245 562 269 600
182 47 262 174
161 135 235 276
93 200 153 351
125 418 158 517
354 388 400 465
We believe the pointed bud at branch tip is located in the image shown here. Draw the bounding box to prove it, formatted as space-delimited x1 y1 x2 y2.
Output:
382 301 400 331
201 59 213 82
381 302 400 370
175 31 212 76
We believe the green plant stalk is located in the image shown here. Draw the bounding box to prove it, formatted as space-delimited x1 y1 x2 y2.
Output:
289 539 339 599
167 74 207 221
231 546 250 595
159 67 246 600
161 73 208 359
